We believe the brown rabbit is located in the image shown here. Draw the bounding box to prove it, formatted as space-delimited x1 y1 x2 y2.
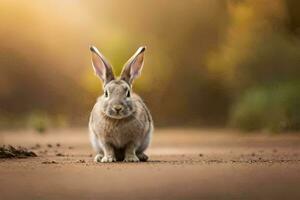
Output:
89 46 153 162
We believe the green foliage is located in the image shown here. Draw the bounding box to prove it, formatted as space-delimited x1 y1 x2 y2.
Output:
27 112 50 134
1 1 300 129
230 82 300 132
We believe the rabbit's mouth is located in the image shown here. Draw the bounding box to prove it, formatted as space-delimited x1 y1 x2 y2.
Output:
104 109 132 119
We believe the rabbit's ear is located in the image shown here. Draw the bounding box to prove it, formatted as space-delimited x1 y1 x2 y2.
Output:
120 46 146 85
90 45 115 84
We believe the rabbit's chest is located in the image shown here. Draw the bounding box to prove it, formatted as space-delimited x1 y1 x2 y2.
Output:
100 118 145 148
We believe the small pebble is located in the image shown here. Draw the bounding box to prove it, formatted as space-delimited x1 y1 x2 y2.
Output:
42 160 58 164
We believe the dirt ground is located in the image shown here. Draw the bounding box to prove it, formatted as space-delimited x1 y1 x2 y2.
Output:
0 128 300 200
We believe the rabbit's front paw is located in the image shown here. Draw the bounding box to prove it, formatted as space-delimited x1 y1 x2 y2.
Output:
101 155 116 163
124 154 140 162
94 153 104 163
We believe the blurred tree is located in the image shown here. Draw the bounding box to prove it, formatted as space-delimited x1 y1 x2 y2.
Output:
0 0 300 130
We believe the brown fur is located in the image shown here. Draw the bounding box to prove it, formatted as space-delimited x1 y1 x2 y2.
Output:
89 45 153 162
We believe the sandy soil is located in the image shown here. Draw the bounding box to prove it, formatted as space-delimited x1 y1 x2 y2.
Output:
1 128 300 200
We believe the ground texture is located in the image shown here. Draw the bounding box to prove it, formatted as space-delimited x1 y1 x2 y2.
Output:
1 128 300 200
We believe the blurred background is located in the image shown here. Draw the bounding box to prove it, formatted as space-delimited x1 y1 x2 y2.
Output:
0 0 300 133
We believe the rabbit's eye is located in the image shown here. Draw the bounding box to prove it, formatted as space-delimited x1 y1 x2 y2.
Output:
126 90 131 98
104 90 108 98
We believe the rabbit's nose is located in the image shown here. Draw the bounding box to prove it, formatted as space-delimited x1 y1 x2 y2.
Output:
113 104 123 113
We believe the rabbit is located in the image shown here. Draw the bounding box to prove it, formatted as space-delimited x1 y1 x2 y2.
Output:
88 45 153 163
